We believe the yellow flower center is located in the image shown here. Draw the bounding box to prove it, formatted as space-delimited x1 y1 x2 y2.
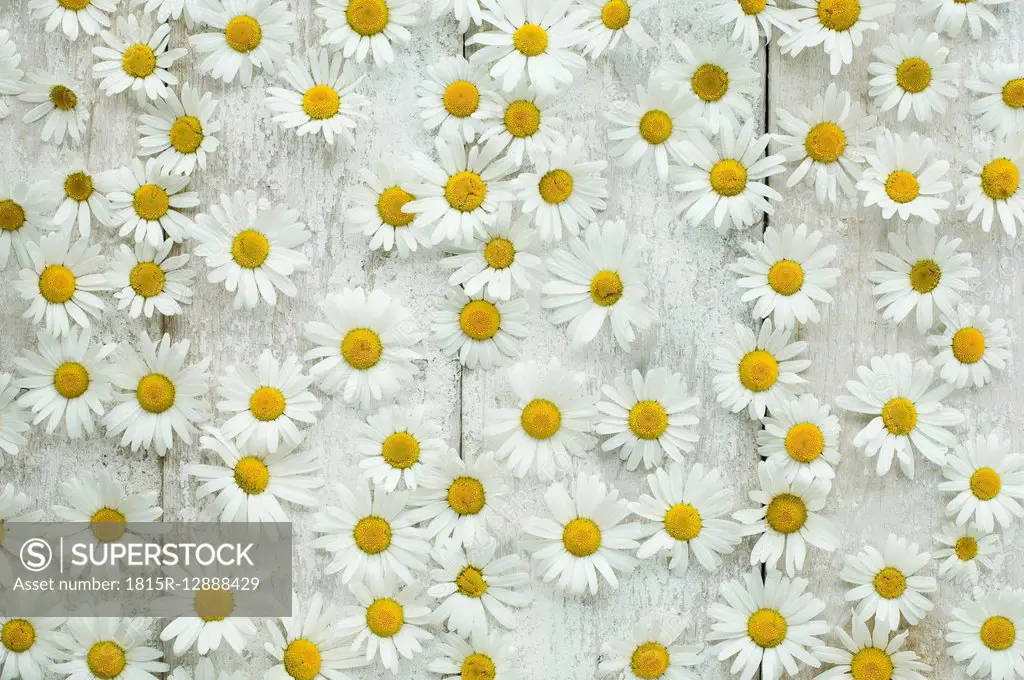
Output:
233 456 270 495
58 0 91 10
970 467 1002 501
1001 79 1024 109
377 186 416 227
341 328 383 370
663 503 702 541
133 184 170 221
881 397 917 435
443 80 480 118
121 43 157 79
955 536 978 561
224 15 262 53
767 260 805 296
194 587 234 621
249 386 286 421
601 0 631 29
590 270 624 307
353 516 392 554
980 616 1016 651
639 110 673 145
231 229 270 269
747 609 787 648
765 493 807 534
896 57 932 94
461 653 496 680
739 0 767 14
520 398 562 440
49 85 78 111
629 400 668 440
90 507 127 542
850 647 894 680
381 432 420 469
86 641 126 679
884 170 920 204
873 567 907 599
805 122 847 164
513 23 548 57
64 171 94 202
39 264 76 304
445 171 487 212
129 261 166 298
459 300 501 341
710 159 748 197
283 639 322 680
455 566 489 597
483 237 515 269
447 476 486 515
538 169 574 204
136 373 176 414
981 158 1020 200
738 349 778 392
785 423 825 463
692 64 729 103
630 642 670 679
908 259 941 294
347 0 390 36
952 327 986 364
504 100 541 138
817 0 861 31
1 619 35 653
562 517 601 557
303 85 340 120
54 361 90 399
0 199 26 231
366 598 404 637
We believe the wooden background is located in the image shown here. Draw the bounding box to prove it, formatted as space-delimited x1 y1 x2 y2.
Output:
0 0 1021 677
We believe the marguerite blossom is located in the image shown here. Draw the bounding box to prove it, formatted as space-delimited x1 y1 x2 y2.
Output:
132 0 203 25
53 469 163 538
958 136 1024 238
0 485 43 583
28 0 116 41
410 450 509 547
354 405 446 491
711 0 794 52
945 588 1024 680
189 0 296 85
781 0 895 75
50 619 168 680
316 0 420 67
920 0 1009 39
868 30 959 123
815 615 932 680
939 433 1024 532
0 30 24 119
18 72 89 146
598 614 703 680
0 615 65 680
40 160 115 239
159 587 258 656
933 522 1001 584
841 535 937 629
104 158 200 246
138 84 222 175
757 393 841 482
264 593 368 680
92 14 187 103
428 631 524 680
857 131 952 223
346 159 432 256
967 62 1024 139
929 304 1011 389
0 179 49 270
478 83 564 167
429 0 483 33
107 239 195 319
431 289 530 370
335 576 434 673
417 55 495 143
572 0 656 59
0 374 31 467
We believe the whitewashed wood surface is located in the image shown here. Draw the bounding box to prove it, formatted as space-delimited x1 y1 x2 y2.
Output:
0 0 1021 678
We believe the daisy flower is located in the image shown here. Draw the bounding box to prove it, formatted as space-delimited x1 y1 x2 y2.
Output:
160 593 257 656
428 630 523 680
104 158 200 246
0 374 31 467
0 485 43 583
711 0 794 52
53 470 162 540
478 83 564 167
0 30 24 119
216 350 322 453
929 304 1011 389
595 368 699 472
335 576 434 673
857 131 952 223
816 614 932 680
410 450 509 547
920 0 1009 39
311 480 430 584
630 462 742 577
427 542 532 636
28 0 115 41
841 535 937 629
132 0 203 24
103 332 211 457
598 614 702 680
18 72 88 146
958 136 1024 237
266 48 370 146
707 569 828 680
780 0 895 75
0 179 49 271
107 239 195 319
303 287 423 408
430 289 529 370
346 159 431 256
316 0 419 67
14 230 106 338
774 83 879 204
757 393 841 482
354 405 446 491
429 0 484 33
868 30 959 123
417 55 495 143
729 223 840 329
484 358 596 480
189 0 296 85
191 190 311 309
542 220 657 350
939 433 1024 532
572 0 656 59
50 619 168 680
169 659 247 680
468 0 586 94
264 593 367 680
967 62 1024 139
517 135 609 242
0 616 65 680
671 122 786 233
835 353 963 478
138 84 221 175
440 204 545 299
933 522 1000 584
710 319 810 421
188 425 324 522
40 160 115 239
405 133 518 246
946 588 1024 679
92 15 187 103
868 221 978 333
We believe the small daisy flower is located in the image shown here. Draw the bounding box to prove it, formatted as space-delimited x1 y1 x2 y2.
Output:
572 0 656 59
711 0 794 52
484 358 597 480
596 368 699 472
14 230 107 338
967 62 1024 139
729 223 840 329
836 353 963 478
108 239 195 319
478 83 564 167
41 161 115 239
159 587 258 656
469 0 586 94
0 178 50 270
50 618 169 680
946 588 1024 679
630 462 742 577
933 522 1001 584
417 55 495 143
816 614 932 680
440 204 545 299
428 630 523 680
347 159 431 256
104 158 200 246
757 393 841 482
929 304 1011 389
774 83 879 203
266 48 370 146
169 659 248 680
542 220 657 350
188 425 324 522
410 450 509 547
868 31 959 123
522 473 642 595
0 616 65 680
316 0 419 67
598 614 702 680
18 72 88 146
0 30 24 119
781 0 895 75
53 470 162 534
920 0 1008 39
92 15 187 103
28 0 115 41
858 131 952 223
0 485 44 583
427 542 532 636
264 593 368 680
868 222 978 333
0 374 31 467
517 135 608 242
335 576 434 673
189 0 296 85
672 122 786 233
431 289 529 370
710 319 810 421
138 84 221 175
841 535 937 629
939 433 1024 532
132 0 203 25
354 405 446 491
708 569 828 680
959 136 1024 238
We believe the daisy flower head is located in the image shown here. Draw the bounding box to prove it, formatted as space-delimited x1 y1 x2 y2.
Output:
41 160 115 239
542 220 657 351
946 588 1024 679
478 83 564 167
427 541 532 636
959 135 1024 238
0 30 24 119
169 659 247 680
428 630 523 680
14 230 107 338
939 433 1024 532
104 158 200 246
190 190 311 309
816 614 932 680
841 535 937 629
711 0 794 52
0 616 65 680
92 14 187 104
18 71 88 146
108 239 195 319
440 204 545 300
303 287 423 408
774 83 879 204
858 131 952 223
188 425 324 522
346 159 430 256
316 0 419 67
929 304 1011 389
572 0 656 59
517 135 609 242
132 0 203 25
335 576 433 673
410 451 509 547
598 613 702 680
103 332 211 457
138 84 221 175
50 618 169 680
780 0 895 75
522 473 642 595
0 178 50 271
920 0 1009 39
354 404 446 491
629 462 742 577
757 393 841 482
468 0 586 94
933 522 1000 584
836 353 963 478
430 289 529 370
0 485 44 582
53 469 162 536
710 319 810 421
671 122 786 233
417 55 495 144
266 48 370 146
159 583 258 656
595 368 699 472
707 568 828 680
429 0 484 33
868 30 959 123
28 0 115 41
264 592 368 680
189 0 296 85
0 374 31 467
868 222 978 333
968 62 1024 139
484 358 597 480
729 223 840 330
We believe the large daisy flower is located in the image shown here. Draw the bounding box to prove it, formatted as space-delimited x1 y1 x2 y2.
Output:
160 590 257 656
868 30 959 123
40 159 115 239
335 576 434 673
417 55 496 144
429 0 484 33
92 14 187 103
946 588 1024 680
316 0 419 67
428 631 523 680
933 522 1001 585
50 618 168 680
816 614 931 680
958 135 1024 238
939 433 1024 532
354 405 447 491
430 289 530 370
138 84 222 175
0 485 43 583
107 239 195 319
780 0 895 75
28 0 116 41
18 71 89 146
346 159 432 256
189 0 296 85
0 373 31 467
0 178 50 270
478 83 564 167
920 0 1009 38
0 30 25 119
857 131 952 224
572 0 656 59
842 536 937 629
103 158 200 246
711 0 794 52
53 470 162 542
929 304 1011 389
264 592 368 680
0 616 65 680
757 393 841 482
598 614 702 680
967 62 1024 139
